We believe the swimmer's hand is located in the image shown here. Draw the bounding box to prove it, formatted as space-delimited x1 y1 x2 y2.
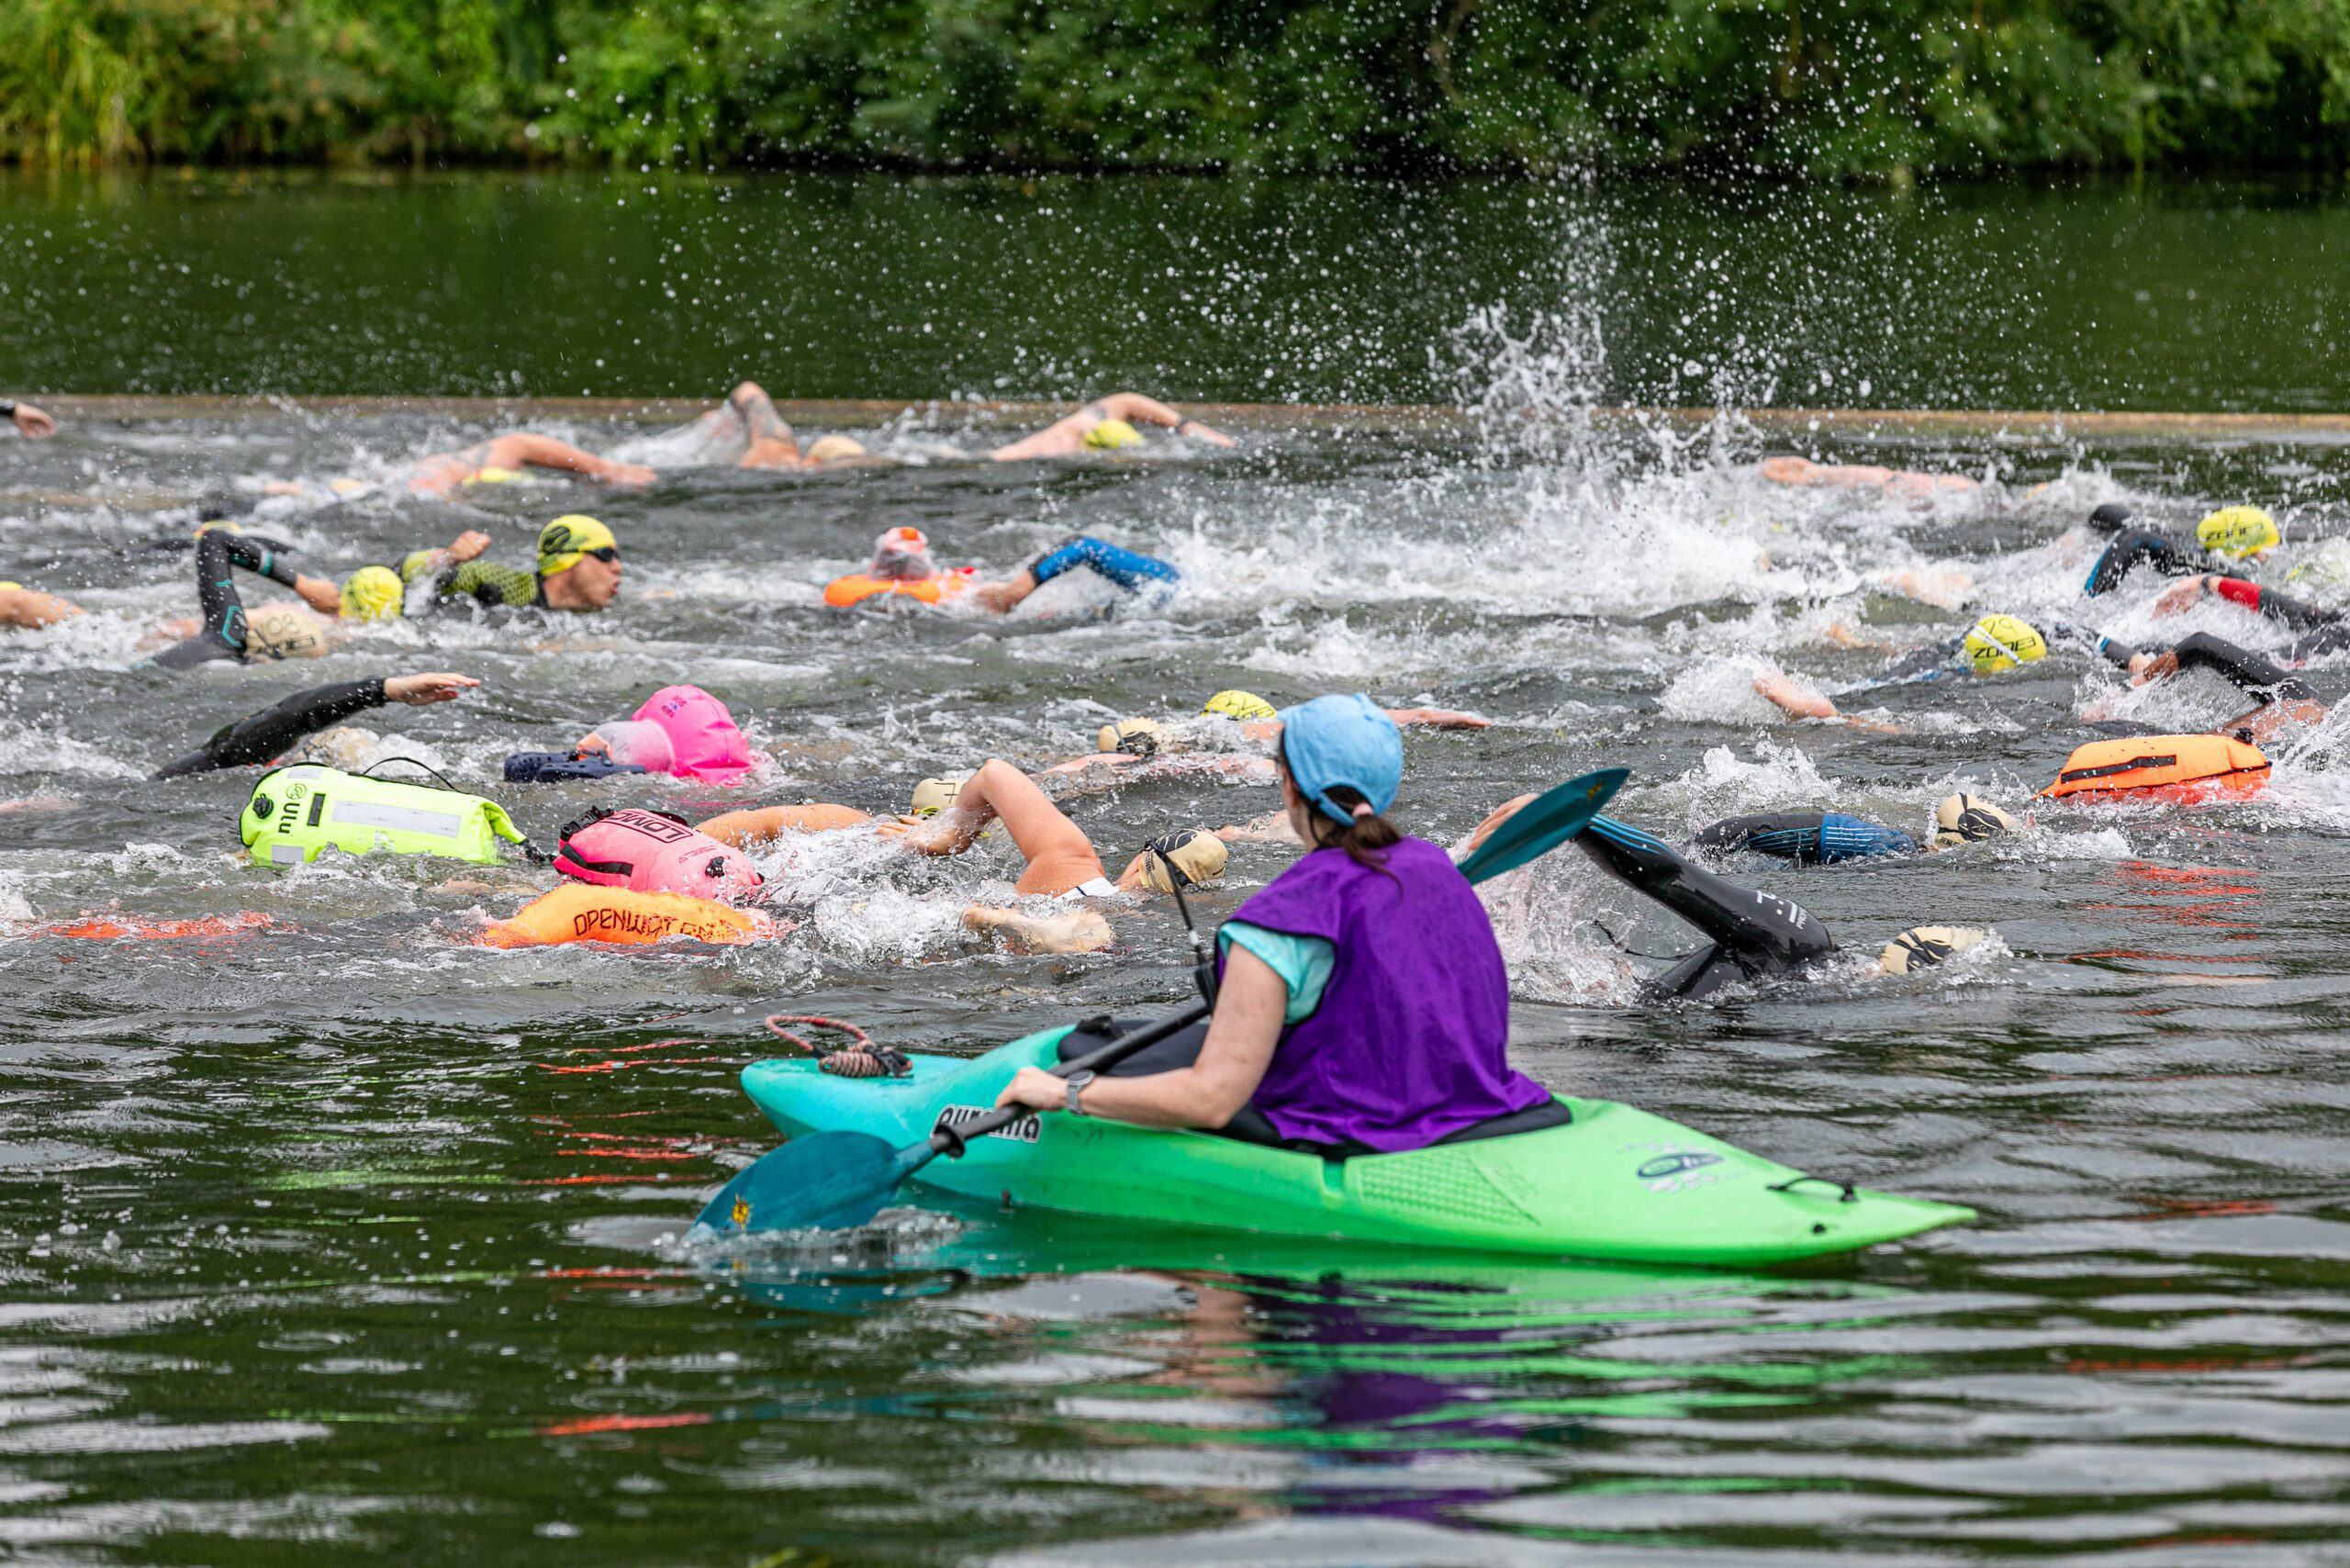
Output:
604 461 656 488
996 1064 1069 1113
2152 576 2210 617
295 575 343 615
448 531 491 564
2129 650 2179 686
385 673 481 705
11 402 56 439
1388 707 1490 729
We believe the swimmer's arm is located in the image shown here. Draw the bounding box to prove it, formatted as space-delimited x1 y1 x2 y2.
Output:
995 946 1286 1127
155 678 393 778
1095 392 1237 447
0 587 81 627
6 401 56 438
1217 810 1300 846
695 804 874 847
2045 621 2140 670
1383 706 1490 729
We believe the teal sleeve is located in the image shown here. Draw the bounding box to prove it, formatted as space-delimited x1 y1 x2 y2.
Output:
1217 922 1336 1025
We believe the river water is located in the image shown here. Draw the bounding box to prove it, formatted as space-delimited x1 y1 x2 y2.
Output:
1 174 2349 1565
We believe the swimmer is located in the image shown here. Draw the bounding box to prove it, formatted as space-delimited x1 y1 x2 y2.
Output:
698 759 1223 954
147 526 348 669
1464 798 1987 997
1695 793 2020 865
1753 612 2138 728
2 399 57 439
152 673 481 778
2083 503 2278 597
822 526 1180 614
398 516 623 615
0 582 84 628
1758 455 1980 503
2152 572 2350 657
402 433 655 498
987 393 1236 462
665 382 879 470
2124 632 2330 745
1057 689 1488 795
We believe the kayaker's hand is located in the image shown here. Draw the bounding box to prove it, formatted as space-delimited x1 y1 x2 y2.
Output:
995 1066 1066 1114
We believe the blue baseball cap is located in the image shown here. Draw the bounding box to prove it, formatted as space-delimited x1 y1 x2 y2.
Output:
1278 694 1403 825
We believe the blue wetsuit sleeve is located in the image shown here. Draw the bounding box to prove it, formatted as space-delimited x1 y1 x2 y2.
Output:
1027 536 1181 593
1695 812 1913 864
1217 922 1335 1024
1816 812 1916 861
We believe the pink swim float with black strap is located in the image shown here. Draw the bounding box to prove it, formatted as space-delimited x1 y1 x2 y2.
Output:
553 807 765 902
590 685 756 783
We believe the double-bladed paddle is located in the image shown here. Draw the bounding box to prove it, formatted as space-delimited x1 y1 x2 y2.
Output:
695 764 1628 1238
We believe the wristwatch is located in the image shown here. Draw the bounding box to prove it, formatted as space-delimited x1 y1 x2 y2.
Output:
1064 1070 1097 1116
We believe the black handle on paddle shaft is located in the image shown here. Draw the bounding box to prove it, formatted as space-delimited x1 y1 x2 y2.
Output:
925 1000 1214 1160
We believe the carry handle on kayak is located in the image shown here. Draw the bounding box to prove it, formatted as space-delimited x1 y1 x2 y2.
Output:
927 1000 1212 1159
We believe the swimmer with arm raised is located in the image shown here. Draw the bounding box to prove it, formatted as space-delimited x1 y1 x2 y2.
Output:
153 673 481 778
1 399 57 439
988 393 1236 462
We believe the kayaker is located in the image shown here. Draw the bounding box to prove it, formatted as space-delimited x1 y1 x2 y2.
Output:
822 526 1181 614
992 694 1561 1153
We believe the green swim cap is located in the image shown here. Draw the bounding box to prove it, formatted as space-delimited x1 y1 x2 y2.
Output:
339 566 403 622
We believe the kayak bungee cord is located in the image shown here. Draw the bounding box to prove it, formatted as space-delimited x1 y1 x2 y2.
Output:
763 1014 910 1080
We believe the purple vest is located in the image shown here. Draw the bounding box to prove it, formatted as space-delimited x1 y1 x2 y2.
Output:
1223 835 1550 1152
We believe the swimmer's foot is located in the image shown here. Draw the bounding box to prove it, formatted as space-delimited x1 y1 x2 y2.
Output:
963 904 1113 954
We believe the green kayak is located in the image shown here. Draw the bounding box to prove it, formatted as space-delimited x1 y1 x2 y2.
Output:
739 1026 1974 1266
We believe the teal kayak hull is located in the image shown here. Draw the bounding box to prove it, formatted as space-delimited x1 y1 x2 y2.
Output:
739 1028 1975 1266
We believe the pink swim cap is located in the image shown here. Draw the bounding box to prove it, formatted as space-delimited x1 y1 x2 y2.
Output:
595 685 756 782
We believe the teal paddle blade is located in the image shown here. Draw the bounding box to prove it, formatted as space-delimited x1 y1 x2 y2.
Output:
694 1131 923 1236
1455 767 1628 885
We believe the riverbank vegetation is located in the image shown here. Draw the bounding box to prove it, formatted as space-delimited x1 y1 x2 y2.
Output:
4 0 2346 178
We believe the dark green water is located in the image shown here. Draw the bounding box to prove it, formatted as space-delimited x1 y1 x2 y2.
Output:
1 173 2349 1565
0 170 2345 409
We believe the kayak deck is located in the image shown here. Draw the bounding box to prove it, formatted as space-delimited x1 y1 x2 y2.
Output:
740 1028 1974 1266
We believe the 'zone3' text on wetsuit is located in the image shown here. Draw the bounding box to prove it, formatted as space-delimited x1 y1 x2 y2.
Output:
1579 815 1837 1000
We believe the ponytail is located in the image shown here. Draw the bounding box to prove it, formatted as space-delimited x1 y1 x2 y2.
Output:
1278 739 1400 872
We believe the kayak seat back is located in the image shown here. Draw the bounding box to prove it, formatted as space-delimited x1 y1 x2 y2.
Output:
1056 1014 1574 1161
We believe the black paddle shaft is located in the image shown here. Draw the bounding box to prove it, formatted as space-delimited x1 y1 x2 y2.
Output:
923 1000 1213 1161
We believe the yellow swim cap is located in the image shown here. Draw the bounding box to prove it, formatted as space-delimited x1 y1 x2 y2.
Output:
1930 793 2019 850
1878 925 1989 975
805 435 868 464
463 466 525 487
2195 505 2280 558
0 582 21 592
1963 614 2048 674
909 773 970 816
339 566 404 622
244 602 330 660
1099 717 1170 757
1202 689 1277 722
538 514 618 576
1084 418 1144 451
1139 828 1228 892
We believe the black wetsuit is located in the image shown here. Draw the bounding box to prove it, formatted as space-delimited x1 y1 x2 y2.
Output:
149 530 306 669
1692 812 1917 864
154 679 391 778
2204 577 2350 657
2162 632 2322 707
1579 815 1836 1000
2084 527 2230 597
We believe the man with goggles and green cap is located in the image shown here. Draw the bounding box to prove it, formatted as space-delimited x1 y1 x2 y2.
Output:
391 515 623 617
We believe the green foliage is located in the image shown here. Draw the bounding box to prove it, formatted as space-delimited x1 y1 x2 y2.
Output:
2 0 2345 174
